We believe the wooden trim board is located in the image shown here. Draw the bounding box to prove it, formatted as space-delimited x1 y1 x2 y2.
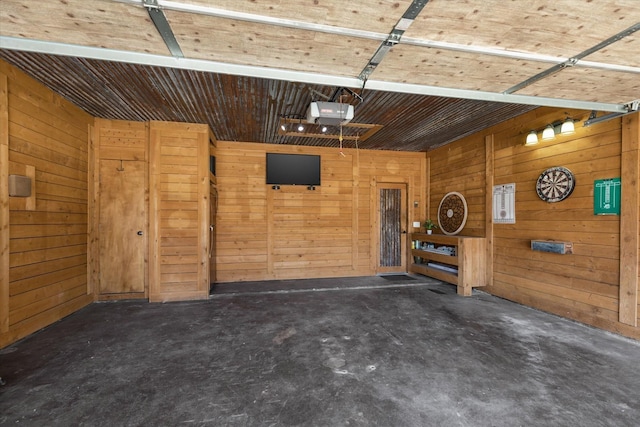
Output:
0 72 9 333
485 134 494 288
619 112 639 326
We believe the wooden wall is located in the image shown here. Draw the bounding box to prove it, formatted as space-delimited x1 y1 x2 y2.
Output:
89 119 212 303
1 55 636 346
620 113 640 328
428 133 486 237
149 121 210 302
0 61 93 348
428 107 640 340
215 142 426 282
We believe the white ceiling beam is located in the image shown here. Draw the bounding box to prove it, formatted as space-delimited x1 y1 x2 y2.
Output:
0 36 628 113
112 0 388 41
362 79 628 112
402 37 640 74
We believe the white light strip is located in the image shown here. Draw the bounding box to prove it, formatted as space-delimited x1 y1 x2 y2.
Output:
0 36 627 113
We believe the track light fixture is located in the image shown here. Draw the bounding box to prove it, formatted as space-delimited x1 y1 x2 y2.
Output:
277 117 383 142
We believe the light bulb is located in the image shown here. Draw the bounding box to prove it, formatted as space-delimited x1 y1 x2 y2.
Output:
297 124 304 132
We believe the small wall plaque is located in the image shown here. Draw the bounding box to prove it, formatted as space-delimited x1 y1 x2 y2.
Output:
594 178 620 215
9 175 32 197
493 183 516 224
531 240 573 255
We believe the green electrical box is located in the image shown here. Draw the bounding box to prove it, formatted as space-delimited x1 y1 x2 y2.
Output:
594 178 621 215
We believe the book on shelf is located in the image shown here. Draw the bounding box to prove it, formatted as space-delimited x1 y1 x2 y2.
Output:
420 246 455 256
427 262 458 275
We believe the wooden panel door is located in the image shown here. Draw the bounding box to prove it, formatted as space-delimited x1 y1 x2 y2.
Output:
376 183 407 274
99 159 146 296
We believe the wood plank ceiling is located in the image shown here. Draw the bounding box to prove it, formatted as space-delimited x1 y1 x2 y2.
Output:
1 0 639 151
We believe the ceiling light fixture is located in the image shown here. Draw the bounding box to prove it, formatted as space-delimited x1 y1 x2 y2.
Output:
321 126 328 133
297 123 305 132
277 117 383 142
525 130 539 146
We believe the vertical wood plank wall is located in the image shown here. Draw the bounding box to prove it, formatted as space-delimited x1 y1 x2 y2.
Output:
149 122 210 302
215 142 425 282
428 107 640 340
429 134 486 237
0 61 93 347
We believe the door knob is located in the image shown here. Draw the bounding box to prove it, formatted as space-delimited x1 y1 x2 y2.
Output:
137 231 143 236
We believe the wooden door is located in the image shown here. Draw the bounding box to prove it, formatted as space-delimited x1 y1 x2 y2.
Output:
376 183 407 274
99 159 146 297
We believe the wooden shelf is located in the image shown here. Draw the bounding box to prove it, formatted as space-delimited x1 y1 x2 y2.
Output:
410 233 487 296
413 248 458 266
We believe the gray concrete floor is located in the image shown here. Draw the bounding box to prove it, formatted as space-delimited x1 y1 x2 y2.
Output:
1 276 639 426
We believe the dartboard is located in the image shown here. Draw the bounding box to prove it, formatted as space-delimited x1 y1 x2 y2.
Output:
536 166 575 203
438 192 468 235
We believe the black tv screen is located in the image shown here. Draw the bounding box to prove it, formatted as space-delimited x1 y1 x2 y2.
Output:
266 153 321 186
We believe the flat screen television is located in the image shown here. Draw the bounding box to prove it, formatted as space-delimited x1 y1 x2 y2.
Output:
266 153 321 186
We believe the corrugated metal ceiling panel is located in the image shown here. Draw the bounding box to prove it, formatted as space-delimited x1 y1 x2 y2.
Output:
0 49 536 151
